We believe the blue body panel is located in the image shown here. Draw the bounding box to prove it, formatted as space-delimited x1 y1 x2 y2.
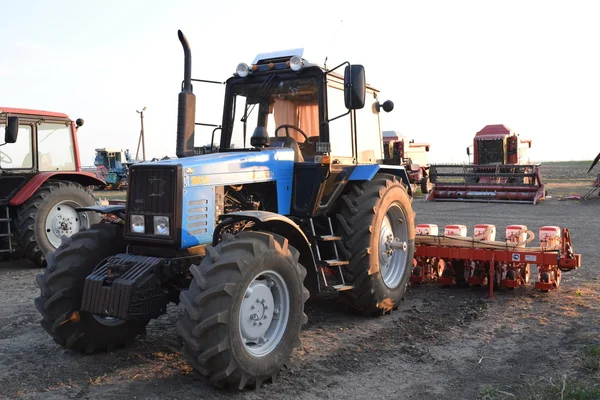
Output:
348 164 379 181
154 149 295 249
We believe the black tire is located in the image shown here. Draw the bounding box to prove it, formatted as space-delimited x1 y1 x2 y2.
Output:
420 176 430 194
177 231 309 390
34 223 149 353
15 180 100 267
335 174 415 315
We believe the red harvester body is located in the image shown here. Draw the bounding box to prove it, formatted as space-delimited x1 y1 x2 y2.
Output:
426 124 545 204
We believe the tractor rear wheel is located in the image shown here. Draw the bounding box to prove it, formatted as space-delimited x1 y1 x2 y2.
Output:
177 231 309 390
35 223 149 353
335 174 415 315
15 180 100 267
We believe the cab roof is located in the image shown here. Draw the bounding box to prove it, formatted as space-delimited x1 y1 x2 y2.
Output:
0 107 70 119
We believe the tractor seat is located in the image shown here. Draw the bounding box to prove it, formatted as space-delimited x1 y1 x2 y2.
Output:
268 137 304 162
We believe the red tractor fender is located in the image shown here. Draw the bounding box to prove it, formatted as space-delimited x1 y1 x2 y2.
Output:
9 171 105 206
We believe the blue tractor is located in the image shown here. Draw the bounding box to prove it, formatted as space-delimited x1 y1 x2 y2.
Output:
35 31 415 390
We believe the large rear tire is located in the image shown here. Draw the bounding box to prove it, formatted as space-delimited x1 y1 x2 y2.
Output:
177 231 309 390
335 174 415 315
16 180 100 267
35 223 149 353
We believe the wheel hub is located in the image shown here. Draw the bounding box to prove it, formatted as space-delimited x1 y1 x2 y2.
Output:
45 202 86 248
378 204 409 289
240 281 275 342
239 270 290 357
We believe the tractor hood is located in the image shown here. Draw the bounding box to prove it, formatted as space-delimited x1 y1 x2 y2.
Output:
157 148 296 187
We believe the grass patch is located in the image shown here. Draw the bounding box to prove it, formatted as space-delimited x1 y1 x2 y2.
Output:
522 374 600 400
578 344 600 373
479 385 515 399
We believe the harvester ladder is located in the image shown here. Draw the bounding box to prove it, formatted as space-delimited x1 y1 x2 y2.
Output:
309 217 352 291
0 206 14 254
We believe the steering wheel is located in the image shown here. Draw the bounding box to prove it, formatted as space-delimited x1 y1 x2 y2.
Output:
274 124 309 143
0 150 12 164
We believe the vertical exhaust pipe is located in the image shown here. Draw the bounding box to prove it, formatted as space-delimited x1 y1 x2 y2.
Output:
176 30 196 158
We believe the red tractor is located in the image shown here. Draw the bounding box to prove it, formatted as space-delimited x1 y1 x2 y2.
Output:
382 130 432 193
1 108 104 266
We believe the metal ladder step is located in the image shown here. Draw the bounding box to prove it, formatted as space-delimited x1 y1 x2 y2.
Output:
332 284 354 291
320 259 349 267
316 235 341 241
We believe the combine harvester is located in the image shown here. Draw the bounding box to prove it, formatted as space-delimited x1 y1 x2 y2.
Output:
427 124 546 204
411 223 580 298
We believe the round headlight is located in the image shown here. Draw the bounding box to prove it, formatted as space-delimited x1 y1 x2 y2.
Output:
236 63 250 78
154 216 170 236
131 214 145 234
289 56 304 72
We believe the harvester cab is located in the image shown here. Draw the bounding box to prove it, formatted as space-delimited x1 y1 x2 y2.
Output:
382 130 431 194
35 30 416 390
0 108 103 265
427 124 545 204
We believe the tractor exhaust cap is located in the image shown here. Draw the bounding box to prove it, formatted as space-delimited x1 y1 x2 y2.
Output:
176 30 196 158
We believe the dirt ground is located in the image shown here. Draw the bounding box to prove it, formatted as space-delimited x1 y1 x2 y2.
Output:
1 165 599 400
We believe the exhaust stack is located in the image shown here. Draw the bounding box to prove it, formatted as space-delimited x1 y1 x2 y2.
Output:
176 30 196 158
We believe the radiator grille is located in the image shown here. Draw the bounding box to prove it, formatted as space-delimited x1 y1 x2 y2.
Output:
125 164 182 245
127 165 179 215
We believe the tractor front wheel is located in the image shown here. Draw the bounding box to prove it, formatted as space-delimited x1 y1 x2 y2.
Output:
15 180 100 267
177 231 309 390
335 174 415 315
35 223 149 353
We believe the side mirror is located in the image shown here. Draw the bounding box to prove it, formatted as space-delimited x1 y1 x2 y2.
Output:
5 116 19 144
344 64 366 110
76 118 84 129
466 147 470 156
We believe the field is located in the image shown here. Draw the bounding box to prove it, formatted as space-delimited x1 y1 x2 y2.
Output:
0 161 599 399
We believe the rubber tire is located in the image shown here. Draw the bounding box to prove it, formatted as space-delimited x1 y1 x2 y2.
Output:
177 231 309 390
34 223 149 353
15 180 100 267
335 174 415 315
420 177 430 194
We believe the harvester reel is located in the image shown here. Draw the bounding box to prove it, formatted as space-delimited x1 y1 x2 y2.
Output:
95 165 109 181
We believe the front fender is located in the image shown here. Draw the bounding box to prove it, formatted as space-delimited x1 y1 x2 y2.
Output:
214 211 319 295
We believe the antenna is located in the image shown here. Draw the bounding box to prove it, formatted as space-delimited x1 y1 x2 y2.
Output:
324 19 344 70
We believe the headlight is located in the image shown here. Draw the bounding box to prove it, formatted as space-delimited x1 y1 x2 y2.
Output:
131 214 145 233
236 63 250 78
154 216 170 236
289 56 304 72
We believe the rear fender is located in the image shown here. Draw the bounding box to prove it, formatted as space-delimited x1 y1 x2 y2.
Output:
214 210 319 295
8 172 105 206
348 164 413 197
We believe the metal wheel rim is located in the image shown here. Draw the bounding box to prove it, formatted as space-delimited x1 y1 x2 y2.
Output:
379 203 409 289
239 269 290 357
45 200 90 248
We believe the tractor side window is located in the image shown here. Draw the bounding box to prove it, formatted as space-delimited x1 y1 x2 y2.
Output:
0 125 33 169
355 90 383 163
37 123 75 171
326 81 353 158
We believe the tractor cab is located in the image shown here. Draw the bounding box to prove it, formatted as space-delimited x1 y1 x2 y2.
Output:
1 109 82 174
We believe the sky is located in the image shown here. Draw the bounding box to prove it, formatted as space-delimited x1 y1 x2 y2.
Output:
1 0 599 165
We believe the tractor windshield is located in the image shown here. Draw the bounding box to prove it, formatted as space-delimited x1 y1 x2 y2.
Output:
0 124 33 169
223 76 320 149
